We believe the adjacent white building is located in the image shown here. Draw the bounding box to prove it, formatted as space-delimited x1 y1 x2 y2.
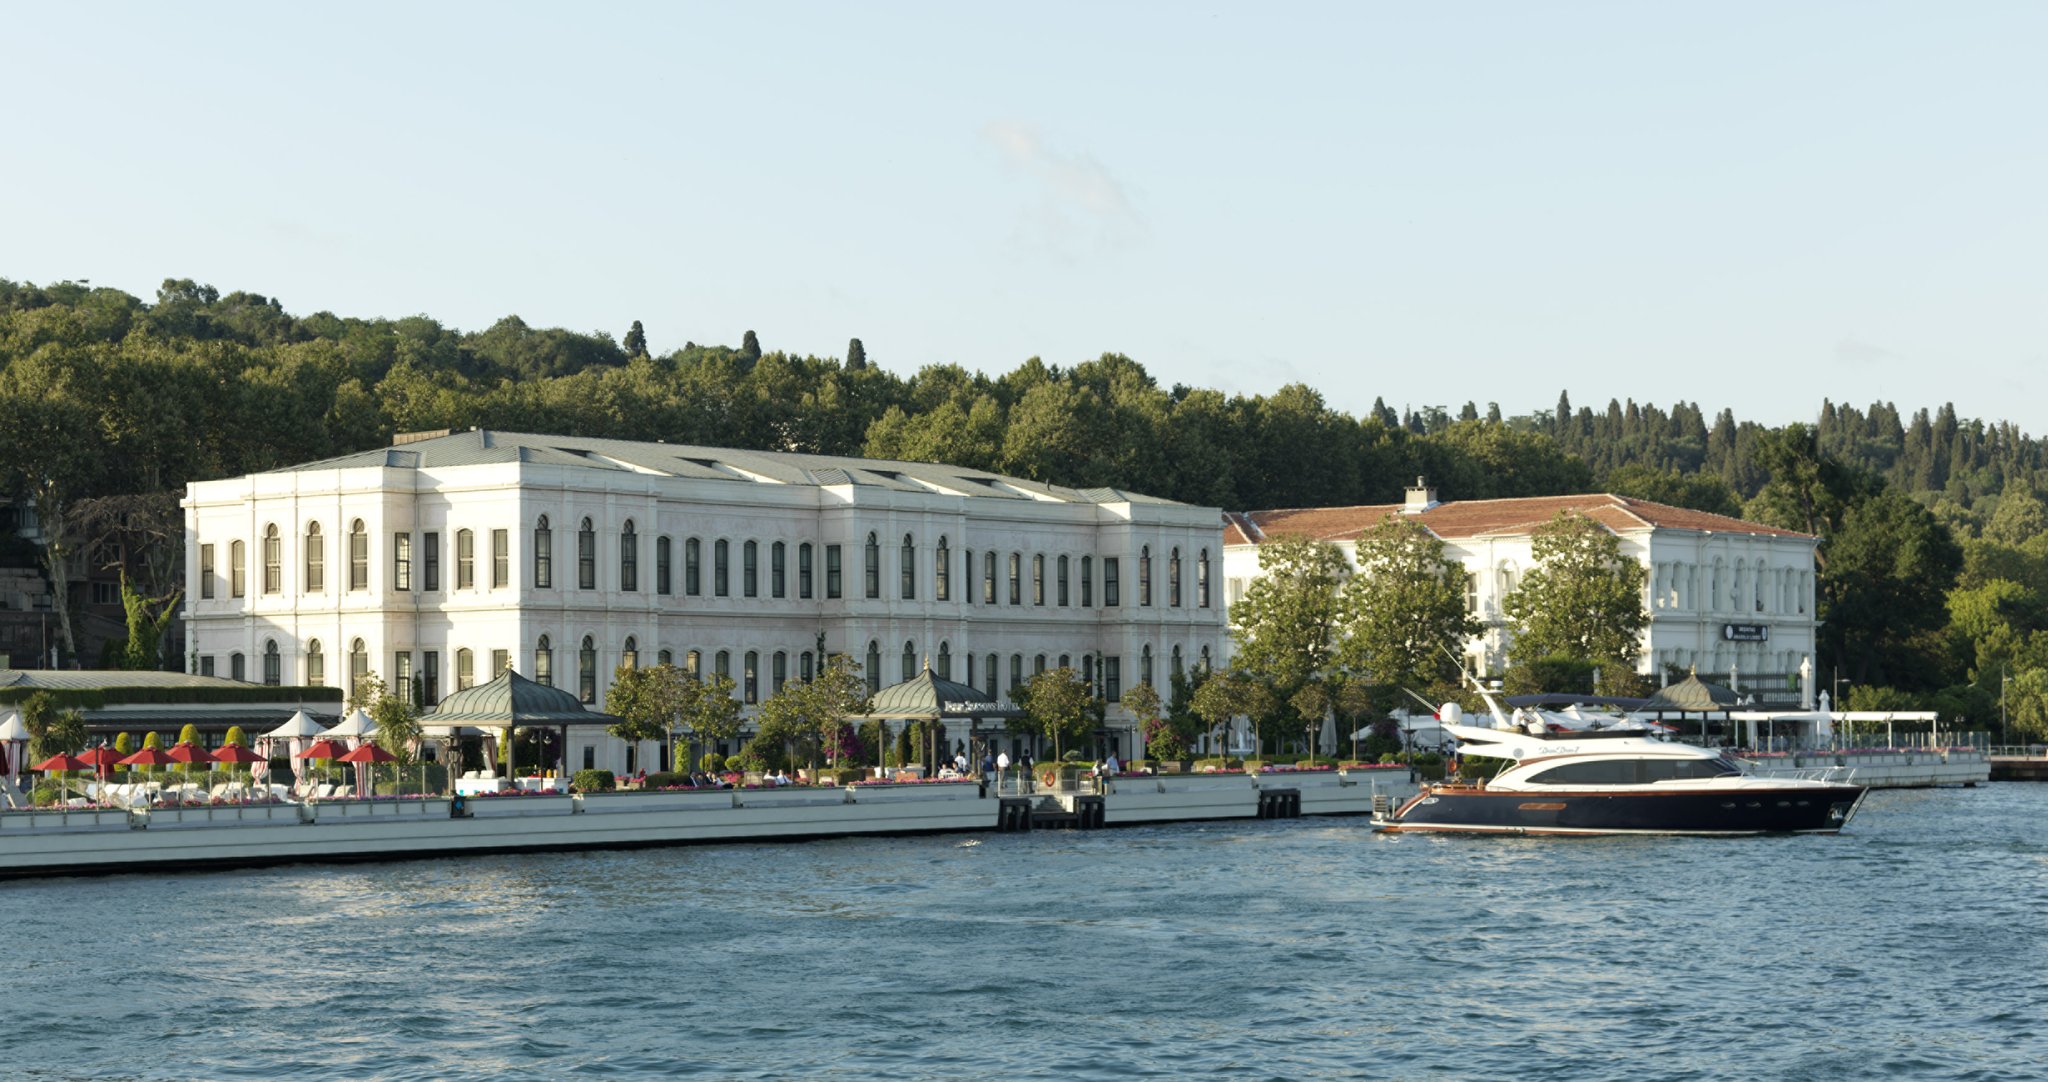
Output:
182 429 1228 772
1222 481 1820 697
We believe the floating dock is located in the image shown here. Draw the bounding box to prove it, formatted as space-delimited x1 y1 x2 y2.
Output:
0 770 1419 880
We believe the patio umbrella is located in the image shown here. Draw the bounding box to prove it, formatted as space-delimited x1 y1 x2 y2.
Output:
77 744 122 781
118 746 180 802
210 743 267 796
264 710 331 789
337 742 397 798
33 752 92 802
297 738 347 797
165 742 213 786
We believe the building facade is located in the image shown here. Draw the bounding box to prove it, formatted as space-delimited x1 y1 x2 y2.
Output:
182 430 1228 771
1223 482 1820 698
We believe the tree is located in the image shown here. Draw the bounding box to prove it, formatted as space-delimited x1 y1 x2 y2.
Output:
1121 681 1171 759
677 671 745 767
1227 536 1349 709
1336 515 1480 694
1018 667 1098 761
1190 670 1277 759
740 330 761 362
846 338 866 370
111 572 179 670
1502 512 1649 690
1745 424 1872 560
21 692 86 762
1289 682 1329 757
1822 489 1963 689
623 320 648 359
755 655 868 772
2006 667 2048 740
606 663 686 765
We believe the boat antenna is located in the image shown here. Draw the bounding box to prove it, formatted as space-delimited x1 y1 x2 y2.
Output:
1438 645 1511 728
1398 686 1439 714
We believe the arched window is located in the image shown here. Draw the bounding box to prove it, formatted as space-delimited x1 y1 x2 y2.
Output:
456 528 476 589
656 536 672 595
901 533 916 600
263 639 281 685
1032 554 1045 605
1008 552 1022 605
1058 555 1070 606
658 648 673 667
903 640 917 682
1059 653 1071 670
1034 654 1047 675
262 524 281 594
1198 549 1211 608
1199 644 1212 671
1104 557 1120 606
1139 545 1153 606
577 518 596 590
1141 644 1154 687
620 521 638 592
936 536 950 602
622 636 639 671
714 539 730 597
772 651 788 695
229 539 247 598
799 651 814 682
743 540 759 598
685 538 702 596
304 522 325 593
1081 555 1093 607
1169 547 1182 607
230 652 246 682
579 636 597 703
983 551 997 604
303 638 326 687
866 640 882 694
962 548 975 605
1009 654 1023 693
797 542 813 599
535 635 553 687
744 650 759 703
714 650 731 679
456 647 475 691
686 649 701 677
1080 655 1091 683
1171 644 1184 680
937 641 952 680
865 533 881 599
533 516 552 588
349 520 368 591
772 541 787 598
349 638 368 693
492 529 509 589
986 653 999 696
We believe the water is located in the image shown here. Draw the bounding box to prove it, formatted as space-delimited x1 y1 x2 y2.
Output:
7 785 2046 1081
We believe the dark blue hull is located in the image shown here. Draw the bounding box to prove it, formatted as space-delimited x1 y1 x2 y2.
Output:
1377 783 1868 835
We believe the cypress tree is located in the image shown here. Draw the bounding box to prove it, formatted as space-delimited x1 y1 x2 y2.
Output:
740 330 761 362
623 320 648 358
846 338 867 370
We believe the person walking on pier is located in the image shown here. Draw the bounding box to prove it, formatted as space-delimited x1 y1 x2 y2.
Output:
996 751 1010 794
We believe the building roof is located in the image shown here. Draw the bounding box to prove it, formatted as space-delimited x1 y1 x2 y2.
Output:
857 665 1021 720
424 669 616 726
0 670 253 692
1226 494 1815 545
265 429 1186 507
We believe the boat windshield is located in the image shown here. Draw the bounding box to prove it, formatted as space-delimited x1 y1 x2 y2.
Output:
1526 757 1744 785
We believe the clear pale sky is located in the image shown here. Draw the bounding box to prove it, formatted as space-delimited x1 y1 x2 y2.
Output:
8 2 2045 433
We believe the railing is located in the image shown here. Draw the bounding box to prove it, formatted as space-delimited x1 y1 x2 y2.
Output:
1989 745 2048 758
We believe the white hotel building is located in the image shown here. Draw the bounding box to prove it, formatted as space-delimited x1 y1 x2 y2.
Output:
1222 482 1821 697
182 430 1228 770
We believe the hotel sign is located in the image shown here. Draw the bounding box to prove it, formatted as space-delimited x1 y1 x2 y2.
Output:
1721 624 1769 642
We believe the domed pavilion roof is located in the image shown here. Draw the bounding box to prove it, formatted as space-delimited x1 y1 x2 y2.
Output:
858 662 1020 720
425 670 617 726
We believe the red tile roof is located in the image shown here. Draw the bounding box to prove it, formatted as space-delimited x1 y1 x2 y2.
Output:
1227 494 1815 544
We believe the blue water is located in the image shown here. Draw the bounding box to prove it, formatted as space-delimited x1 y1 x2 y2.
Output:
7 784 2045 1081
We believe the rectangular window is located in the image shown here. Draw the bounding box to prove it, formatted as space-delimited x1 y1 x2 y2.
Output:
579 525 597 590
1105 657 1122 703
826 544 843 599
583 746 595 770
457 650 474 691
799 543 813 599
936 547 950 602
200 544 215 599
199 655 215 677
743 541 758 598
394 652 413 700
657 537 672 595
1081 556 1092 607
492 648 510 679
621 531 638 592
230 541 246 598
685 539 701 595
1032 555 1045 606
534 524 552 589
492 529 509 589
1008 553 1021 605
456 530 475 590
1058 557 1069 607
423 532 441 592
231 653 246 681
393 534 412 592
422 650 440 706
1105 558 1120 607
349 530 368 591
772 542 786 598
983 552 997 604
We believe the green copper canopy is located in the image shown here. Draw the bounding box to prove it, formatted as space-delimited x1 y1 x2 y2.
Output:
425 670 618 726
857 665 1020 721
1640 672 1739 712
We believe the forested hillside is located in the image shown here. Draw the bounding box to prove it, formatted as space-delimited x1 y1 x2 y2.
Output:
4 277 2046 730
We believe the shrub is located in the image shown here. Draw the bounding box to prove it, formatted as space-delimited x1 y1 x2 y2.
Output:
644 771 690 788
1241 758 1271 772
1126 758 1156 773
572 769 616 793
1296 756 1338 768
726 747 765 774
825 767 863 785
1192 757 1243 772
699 752 725 773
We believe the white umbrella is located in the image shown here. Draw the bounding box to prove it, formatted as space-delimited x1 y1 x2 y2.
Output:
0 709 27 796
264 710 331 794
324 708 377 740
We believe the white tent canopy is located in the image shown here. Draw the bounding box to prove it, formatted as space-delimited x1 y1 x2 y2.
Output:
323 709 376 739
263 710 329 740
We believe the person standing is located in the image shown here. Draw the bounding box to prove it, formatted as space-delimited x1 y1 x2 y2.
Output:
996 751 1010 793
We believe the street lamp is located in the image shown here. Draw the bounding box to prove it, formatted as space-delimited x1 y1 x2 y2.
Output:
2001 668 2009 750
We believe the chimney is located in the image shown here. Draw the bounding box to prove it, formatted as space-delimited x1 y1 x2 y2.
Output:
1402 476 1439 514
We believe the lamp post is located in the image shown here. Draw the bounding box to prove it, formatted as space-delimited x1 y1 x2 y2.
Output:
2001 668 2009 750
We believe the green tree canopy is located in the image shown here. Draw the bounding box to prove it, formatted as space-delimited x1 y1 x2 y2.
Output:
1336 515 1480 694
1227 536 1349 706
1017 667 1100 761
1502 512 1649 690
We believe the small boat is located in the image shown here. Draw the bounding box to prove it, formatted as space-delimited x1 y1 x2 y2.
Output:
1373 699 1869 836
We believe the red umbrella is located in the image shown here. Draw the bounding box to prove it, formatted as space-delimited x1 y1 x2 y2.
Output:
77 746 122 777
297 738 347 760
211 744 268 798
118 747 177 768
32 753 91 772
337 743 397 800
165 742 212 765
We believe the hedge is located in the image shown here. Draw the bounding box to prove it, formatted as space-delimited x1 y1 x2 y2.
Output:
0 685 343 708
572 769 616 793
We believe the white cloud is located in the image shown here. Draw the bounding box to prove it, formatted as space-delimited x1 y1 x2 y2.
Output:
982 120 1146 259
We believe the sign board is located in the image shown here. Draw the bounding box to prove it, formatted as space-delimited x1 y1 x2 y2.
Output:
1722 624 1769 642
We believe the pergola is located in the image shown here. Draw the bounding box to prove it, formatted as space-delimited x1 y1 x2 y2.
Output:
851 663 1022 771
421 670 619 778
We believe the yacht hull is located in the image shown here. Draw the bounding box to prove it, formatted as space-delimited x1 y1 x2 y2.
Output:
1376 783 1868 836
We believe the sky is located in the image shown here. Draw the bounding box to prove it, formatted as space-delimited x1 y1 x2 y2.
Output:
7 2 2047 433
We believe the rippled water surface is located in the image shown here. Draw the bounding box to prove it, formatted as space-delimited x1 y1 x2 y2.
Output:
8 784 2046 1080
